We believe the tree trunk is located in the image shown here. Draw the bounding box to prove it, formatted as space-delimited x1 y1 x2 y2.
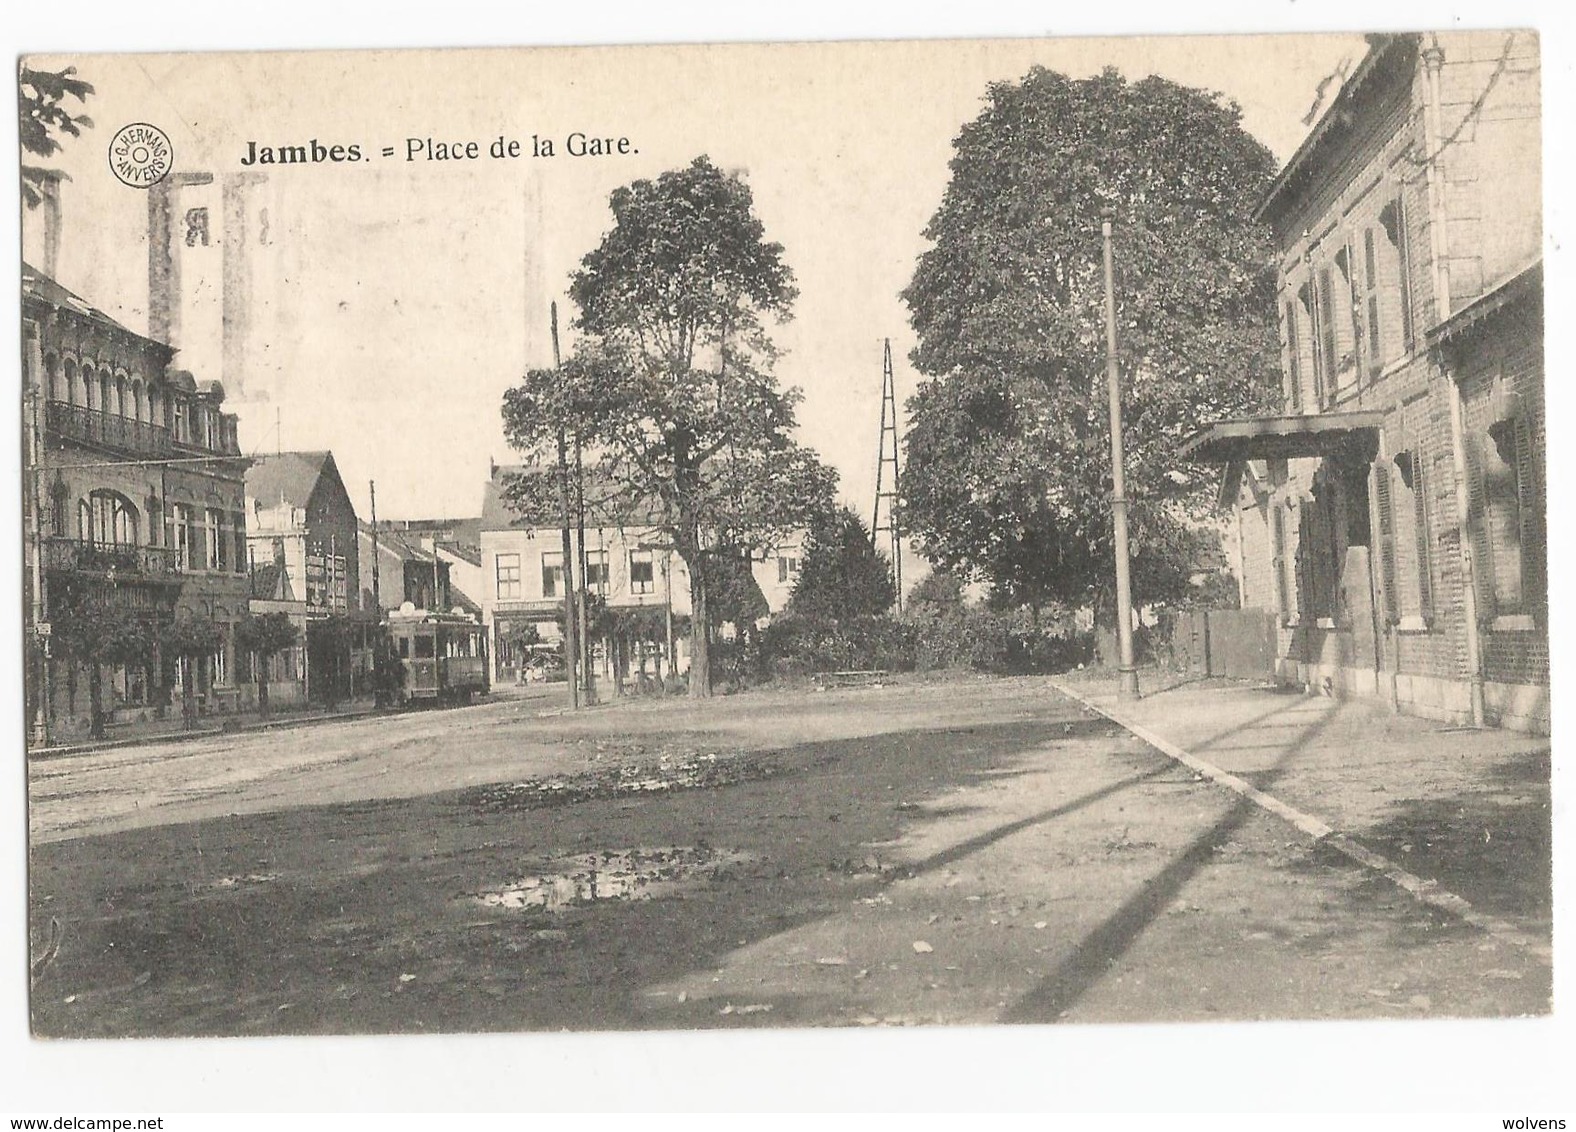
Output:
89 661 106 740
688 561 712 698
257 654 271 719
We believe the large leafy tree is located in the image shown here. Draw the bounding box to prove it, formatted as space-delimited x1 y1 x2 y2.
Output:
788 508 896 624
20 66 94 210
235 611 299 718
502 156 836 697
902 67 1280 624
49 579 155 739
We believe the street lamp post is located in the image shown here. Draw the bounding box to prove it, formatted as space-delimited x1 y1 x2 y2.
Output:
1101 212 1140 702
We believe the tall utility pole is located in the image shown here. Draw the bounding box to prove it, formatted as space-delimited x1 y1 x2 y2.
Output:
871 338 905 611
575 432 595 703
550 302 580 710
369 480 381 612
1101 212 1139 702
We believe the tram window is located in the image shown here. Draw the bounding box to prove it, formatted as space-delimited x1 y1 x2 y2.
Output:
397 637 410 659
414 635 435 659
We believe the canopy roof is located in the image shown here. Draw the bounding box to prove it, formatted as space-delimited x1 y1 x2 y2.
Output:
1180 411 1384 463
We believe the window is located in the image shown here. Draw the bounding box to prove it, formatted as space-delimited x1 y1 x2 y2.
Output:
206 508 226 570
171 504 195 570
1271 502 1293 622
496 553 522 599
1470 414 1544 620
1378 199 1416 356
541 551 563 598
50 482 68 538
1300 280 1327 410
1362 229 1383 379
777 554 800 584
1395 449 1437 624
584 549 609 593
232 514 247 574
413 635 435 659
397 636 410 659
1334 245 1361 389
83 491 138 547
630 549 655 594
212 637 229 687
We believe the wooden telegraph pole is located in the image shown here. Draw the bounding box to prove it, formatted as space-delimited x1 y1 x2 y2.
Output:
1101 211 1139 701
551 302 580 710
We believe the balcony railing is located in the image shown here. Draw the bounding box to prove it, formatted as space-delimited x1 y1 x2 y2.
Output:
45 400 242 458
43 538 181 580
46 401 173 459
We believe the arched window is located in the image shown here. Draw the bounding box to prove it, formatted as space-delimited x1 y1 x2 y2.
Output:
44 354 60 402
131 379 146 422
81 364 95 410
64 358 80 406
115 374 128 418
83 490 139 547
99 371 112 415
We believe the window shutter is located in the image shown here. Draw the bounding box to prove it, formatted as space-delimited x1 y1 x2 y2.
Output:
1412 453 1435 624
1363 228 1382 378
1318 266 1339 408
1345 239 1364 379
1395 195 1416 354
1307 278 1327 410
1463 432 1497 620
1374 460 1400 624
1284 301 1302 414
1513 414 1546 620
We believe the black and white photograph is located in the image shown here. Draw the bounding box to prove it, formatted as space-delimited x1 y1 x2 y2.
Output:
8 7 1569 1118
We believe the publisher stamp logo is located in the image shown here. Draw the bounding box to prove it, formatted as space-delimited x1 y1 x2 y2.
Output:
108 123 173 188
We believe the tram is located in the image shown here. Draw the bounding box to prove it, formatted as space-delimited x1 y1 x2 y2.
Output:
386 604 490 706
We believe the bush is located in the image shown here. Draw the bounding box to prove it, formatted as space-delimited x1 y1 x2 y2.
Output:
761 599 1094 680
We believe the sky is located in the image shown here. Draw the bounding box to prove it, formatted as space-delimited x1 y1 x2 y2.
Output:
21 32 1368 526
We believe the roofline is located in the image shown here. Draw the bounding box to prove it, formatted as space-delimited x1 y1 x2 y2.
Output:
1255 34 1418 226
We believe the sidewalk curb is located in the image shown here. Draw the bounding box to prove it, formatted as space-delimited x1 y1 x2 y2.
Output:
28 704 392 762
1051 679 1553 962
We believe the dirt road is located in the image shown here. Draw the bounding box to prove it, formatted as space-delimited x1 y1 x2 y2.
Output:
27 675 1551 1035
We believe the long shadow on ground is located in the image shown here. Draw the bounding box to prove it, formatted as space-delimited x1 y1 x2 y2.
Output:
31 709 1149 1037
1349 747 1552 928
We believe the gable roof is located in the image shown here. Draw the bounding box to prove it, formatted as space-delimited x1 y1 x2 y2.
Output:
246 451 337 510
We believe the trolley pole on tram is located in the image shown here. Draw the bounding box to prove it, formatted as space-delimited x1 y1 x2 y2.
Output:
550 302 580 710
1101 211 1139 702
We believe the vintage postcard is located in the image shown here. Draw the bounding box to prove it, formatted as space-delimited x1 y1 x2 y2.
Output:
18 28 1552 1060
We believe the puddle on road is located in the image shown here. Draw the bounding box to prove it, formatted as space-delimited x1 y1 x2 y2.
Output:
477 846 748 911
210 873 278 889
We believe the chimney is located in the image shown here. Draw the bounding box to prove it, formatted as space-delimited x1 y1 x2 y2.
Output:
36 170 66 278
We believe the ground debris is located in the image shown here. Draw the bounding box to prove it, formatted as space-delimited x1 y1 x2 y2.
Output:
469 749 785 812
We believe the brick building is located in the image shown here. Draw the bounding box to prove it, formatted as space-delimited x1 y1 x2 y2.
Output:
1184 32 1545 732
245 451 371 699
23 263 251 740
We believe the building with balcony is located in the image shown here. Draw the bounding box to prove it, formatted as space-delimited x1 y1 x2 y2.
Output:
23 261 251 739
1182 32 1545 732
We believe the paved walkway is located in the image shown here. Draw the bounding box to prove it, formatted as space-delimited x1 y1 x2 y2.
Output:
29 698 388 760
1053 671 1553 952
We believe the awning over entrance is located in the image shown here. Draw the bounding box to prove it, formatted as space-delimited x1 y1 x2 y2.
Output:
1180 411 1384 463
